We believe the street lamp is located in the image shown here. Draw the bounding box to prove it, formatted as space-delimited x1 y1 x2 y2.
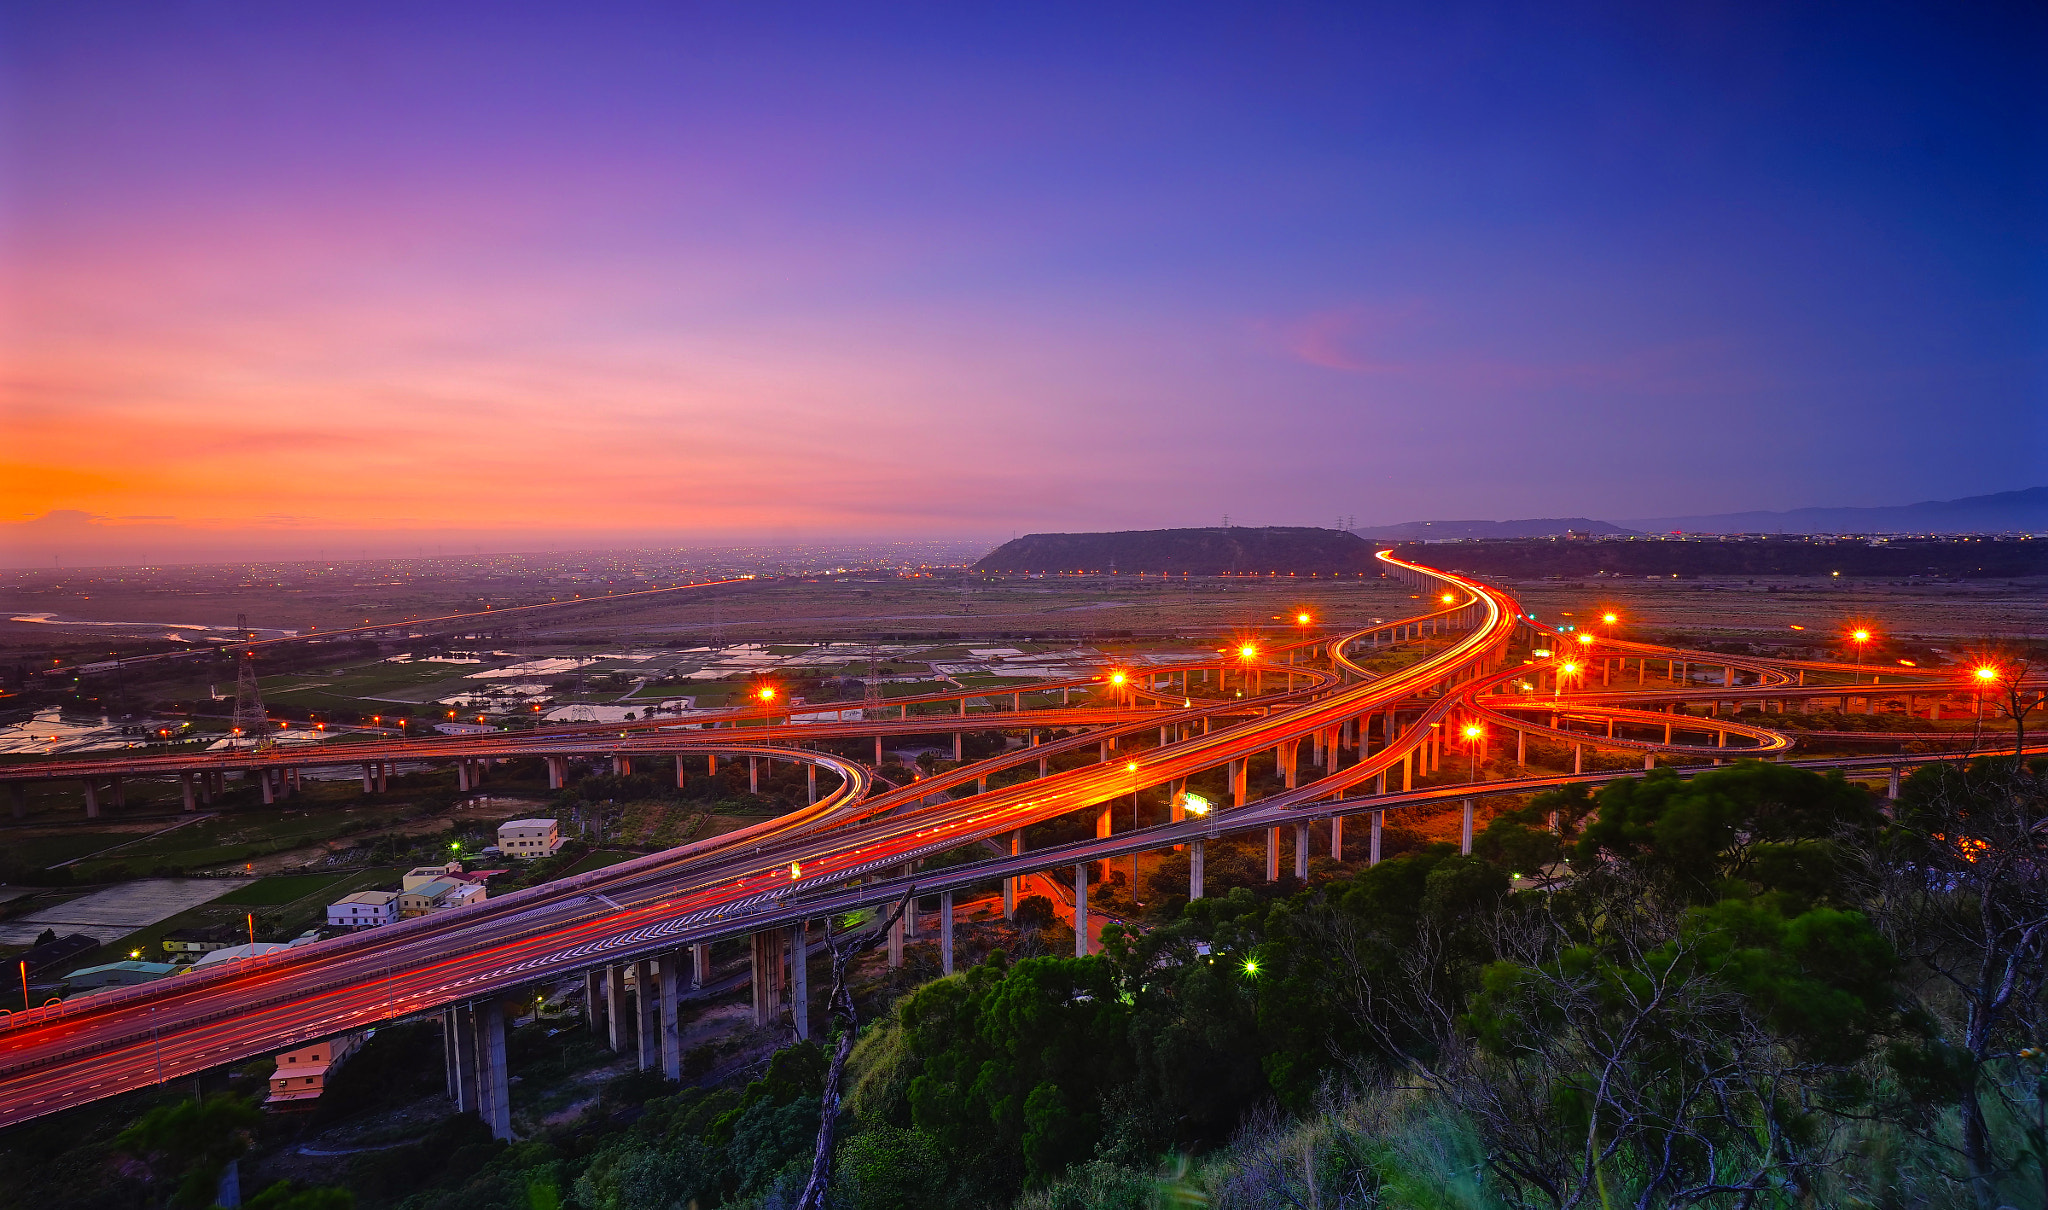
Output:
1555 661 1580 699
1461 722 1485 781
1850 628 1873 667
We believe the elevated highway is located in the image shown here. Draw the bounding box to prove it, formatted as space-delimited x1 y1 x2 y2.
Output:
0 550 2035 1133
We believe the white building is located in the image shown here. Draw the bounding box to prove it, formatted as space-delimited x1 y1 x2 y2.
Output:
326 890 400 931
497 818 561 858
266 1032 363 1108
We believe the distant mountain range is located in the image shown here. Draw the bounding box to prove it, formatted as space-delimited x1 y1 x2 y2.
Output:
1354 487 2046 539
1617 487 2048 535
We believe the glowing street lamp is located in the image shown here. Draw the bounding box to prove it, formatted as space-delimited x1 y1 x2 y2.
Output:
1461 722 1485 780
1555 661 1580 699
1849 628 1873 667
1296 612 1312 626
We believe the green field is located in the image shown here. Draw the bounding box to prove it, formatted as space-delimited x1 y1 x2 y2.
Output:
6 832 133 870
559 849 635 875
212 872 348 905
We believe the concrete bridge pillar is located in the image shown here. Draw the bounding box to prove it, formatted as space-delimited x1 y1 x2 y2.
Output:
362 764 376 794
874 736 883 765
807 763 817 805
691 942 709 989
445 1003 480 1115
1265 827 1280 881
547 758 565 790
1294 822 1310 880
1073 864 1089 956
751 929 787 1026
940 891 955 976
1097 803 1113 881
1281 740 1300 788
675 755 688 790
582 970 601 1031
605 965 628 1052
654 954 682 1078
180 773 197 813
1888 765 1901 799
749 757 759 794
887 905 904 969
259 771 276 805
1189 839 1205 899
1369 810 1383 866
790 922 809 1040
1461 800 1474 855
953 733 962 762
1573 744 1583 775
1229 759 1247 808
902 867 919 937
475 1000 512 1141
635 959 658 1071
457 762 471 792
1004 831 1022 918
1330 814 1343 860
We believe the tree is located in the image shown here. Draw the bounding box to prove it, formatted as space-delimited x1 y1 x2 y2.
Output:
1869 757 2048 1210
116 1092 262 1210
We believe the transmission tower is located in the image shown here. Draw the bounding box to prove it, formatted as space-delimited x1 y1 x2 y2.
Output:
231 614 269 750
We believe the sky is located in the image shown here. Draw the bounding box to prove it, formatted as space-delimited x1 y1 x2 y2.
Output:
2 1 2043 566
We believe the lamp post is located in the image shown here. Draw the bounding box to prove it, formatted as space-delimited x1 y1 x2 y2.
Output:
1462 723 1485 782
1850 628 1872 668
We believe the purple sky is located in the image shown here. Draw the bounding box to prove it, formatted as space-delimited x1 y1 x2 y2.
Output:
2 2 2043 564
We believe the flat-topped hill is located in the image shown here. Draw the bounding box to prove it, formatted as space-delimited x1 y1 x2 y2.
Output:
974 527 1382 575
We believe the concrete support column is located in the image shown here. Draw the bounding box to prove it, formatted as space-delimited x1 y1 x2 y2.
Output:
1401 750 1413 793
582 970 601 1031
939 891 955 976
180 773 196 813
1073 865 1089 957
1573 744 1583 775
1330 814 1343 860
1888 766 1901 800
1281 740 1299 788
789 922 809 1041
259 771 274 805
1294 822 1310 880
1516 729 1526 767
1461 800 1474 856
1229 759 1247 808
1096 802 1112 881
749 757 759 794
691 943 710 989
448 1003 480 1115
1190 839 1205 899
457 762 471 792
953 733 963 762
674 755 688 790
547 758 565 790
807 763 817 805
1369 810 1383 866
1265 827 1280 881
1005 831 1022 918
751 929 786 1025
476 1000 512 1141
605 965 628 1052
903 867 919 937
888 907 904 969
634 959 658 1070
657 952 684 1078
362 764 376 794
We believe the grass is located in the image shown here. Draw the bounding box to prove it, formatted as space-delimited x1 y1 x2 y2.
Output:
212 872 348 905
66 804 411 878
559 849 635 875
3 832 134 870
